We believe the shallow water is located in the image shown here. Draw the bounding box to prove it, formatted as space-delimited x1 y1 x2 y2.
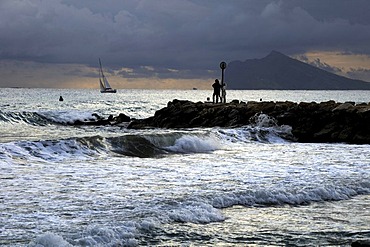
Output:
0 88 369 246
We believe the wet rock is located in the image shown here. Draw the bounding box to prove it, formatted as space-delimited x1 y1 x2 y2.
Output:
114 113 131 123
333 102 356 112
351 240 370 247
127 99 370 144
71 113 131 126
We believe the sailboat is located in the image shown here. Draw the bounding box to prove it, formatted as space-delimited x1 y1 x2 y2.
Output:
98 58 117 93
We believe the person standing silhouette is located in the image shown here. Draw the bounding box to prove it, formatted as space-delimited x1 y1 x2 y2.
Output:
221 82 226 103
212 79 221 103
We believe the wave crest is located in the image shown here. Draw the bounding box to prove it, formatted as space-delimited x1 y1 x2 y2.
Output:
211 184 370 208
1 132 223 161
0 110 102 126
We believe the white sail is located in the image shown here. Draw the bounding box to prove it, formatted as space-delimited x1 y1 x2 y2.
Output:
99 78 105 91
103 76 112 89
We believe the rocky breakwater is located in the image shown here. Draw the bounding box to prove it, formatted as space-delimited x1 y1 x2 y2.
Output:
128 99 370 144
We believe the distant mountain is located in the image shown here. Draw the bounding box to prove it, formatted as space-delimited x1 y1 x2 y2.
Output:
227 51 370 90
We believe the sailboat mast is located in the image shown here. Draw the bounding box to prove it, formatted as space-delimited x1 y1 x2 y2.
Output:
98 58 105 91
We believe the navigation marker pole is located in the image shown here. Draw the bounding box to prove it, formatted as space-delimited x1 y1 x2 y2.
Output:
220 61 227 103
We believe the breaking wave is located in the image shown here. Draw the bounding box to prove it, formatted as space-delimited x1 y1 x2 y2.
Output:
211 183 370 208
216 113 295 143
0 132 222 161
0 115 296 161
0 110 56 126
0 110 102 125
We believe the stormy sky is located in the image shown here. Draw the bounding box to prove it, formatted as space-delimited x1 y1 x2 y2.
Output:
1 0 370 89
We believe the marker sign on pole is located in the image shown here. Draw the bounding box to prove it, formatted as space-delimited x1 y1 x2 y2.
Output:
219 61 227 103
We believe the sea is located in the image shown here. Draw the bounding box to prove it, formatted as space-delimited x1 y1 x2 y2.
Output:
0 88 369 247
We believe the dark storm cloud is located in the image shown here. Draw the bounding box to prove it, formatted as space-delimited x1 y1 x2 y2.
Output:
1 0 370 80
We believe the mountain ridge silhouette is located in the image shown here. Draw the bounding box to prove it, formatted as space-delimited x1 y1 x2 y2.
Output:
227 51 370 90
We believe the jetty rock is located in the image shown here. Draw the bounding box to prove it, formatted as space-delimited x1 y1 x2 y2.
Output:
72 113 131 126
127 99 370 144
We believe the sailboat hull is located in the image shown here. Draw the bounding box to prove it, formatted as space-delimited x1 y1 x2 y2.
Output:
100 89 117 93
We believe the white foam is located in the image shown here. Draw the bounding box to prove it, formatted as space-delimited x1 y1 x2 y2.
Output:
76 225 138 246
26 218 162 247
168 202 225 223
1 138 99 162
216 128 253 143
165 135 221 153
250 113 278 128
29 232 72 247
260 125 293 143
211 184 369 208
215 113 295 144
216 125 293 144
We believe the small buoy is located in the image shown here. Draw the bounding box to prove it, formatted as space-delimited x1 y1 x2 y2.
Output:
59 96 64 101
